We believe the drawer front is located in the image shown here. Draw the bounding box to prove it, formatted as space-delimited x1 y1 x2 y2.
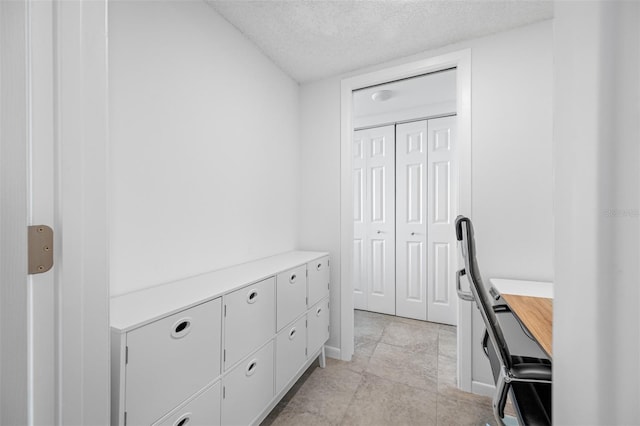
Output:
307 297 330 356
307 256 330 307
224 277 275 368
222 341 275 426
153 381 221 426
126 299 222 426
275 316 307 395
276 265 307 331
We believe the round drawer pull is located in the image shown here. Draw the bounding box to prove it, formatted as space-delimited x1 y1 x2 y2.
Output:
170 318 192 339
289 274 297 284
289 327 297 340
246 359 258 376
316 307 322 317
174 414 191 426
316 263 322 271
247 289 258 304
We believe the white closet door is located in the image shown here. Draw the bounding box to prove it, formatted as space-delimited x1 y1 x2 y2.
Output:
395 120 428 320
353 131 367 310
353 126 396 315
426 116 458 325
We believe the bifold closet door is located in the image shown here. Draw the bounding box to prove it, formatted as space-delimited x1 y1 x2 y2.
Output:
426 116 457 325
395 120 428 321
353 126 396 315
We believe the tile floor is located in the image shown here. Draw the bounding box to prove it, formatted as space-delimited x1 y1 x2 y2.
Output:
261 310 502 426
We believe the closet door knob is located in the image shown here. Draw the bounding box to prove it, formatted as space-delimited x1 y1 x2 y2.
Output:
316 307 322 316
289 274 297 284
289 327 297 340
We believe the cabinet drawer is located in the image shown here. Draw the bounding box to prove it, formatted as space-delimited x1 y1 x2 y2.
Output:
153 381 221 426
126 299 222 426
307 256 330 307
276 265 307 331
275 316 307 395
222 341 275 426
224 277 275 368
308 297 330 356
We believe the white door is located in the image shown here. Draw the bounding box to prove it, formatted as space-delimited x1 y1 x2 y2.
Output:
353 126 396 315
395 120 428 320
426 116 458 325
352 131 367 310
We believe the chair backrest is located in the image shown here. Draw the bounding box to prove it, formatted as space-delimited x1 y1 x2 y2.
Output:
455 215 513 371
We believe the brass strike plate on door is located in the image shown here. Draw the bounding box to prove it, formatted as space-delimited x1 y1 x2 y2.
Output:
28 225 53 274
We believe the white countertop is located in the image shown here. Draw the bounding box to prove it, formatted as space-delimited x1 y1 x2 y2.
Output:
110 250 329 333
489 278 554 299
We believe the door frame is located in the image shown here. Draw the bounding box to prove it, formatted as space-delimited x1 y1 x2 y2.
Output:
339 49 472 391
54 1 111 423
1 1 31 422
0 0 110 423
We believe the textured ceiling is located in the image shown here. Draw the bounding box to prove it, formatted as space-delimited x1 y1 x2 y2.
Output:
206 0 553 83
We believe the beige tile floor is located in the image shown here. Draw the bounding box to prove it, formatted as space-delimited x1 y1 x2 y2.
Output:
262 310 503 426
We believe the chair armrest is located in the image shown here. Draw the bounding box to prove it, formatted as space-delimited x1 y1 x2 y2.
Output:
494 305 540 343
456 269 475 302
510 363 552 382
493 304 511 313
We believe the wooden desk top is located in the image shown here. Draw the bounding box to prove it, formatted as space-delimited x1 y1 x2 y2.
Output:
501 293 553 358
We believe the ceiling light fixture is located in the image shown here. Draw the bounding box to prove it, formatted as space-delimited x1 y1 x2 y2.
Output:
371 90 393 102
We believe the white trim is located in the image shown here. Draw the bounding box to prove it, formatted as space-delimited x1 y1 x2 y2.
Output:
471 380 495 398
53 0 110 423
339 50 472 390
323 345 341 360
0 0 31 423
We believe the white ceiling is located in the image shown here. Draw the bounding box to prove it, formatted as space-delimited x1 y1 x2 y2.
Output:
206 0 553 83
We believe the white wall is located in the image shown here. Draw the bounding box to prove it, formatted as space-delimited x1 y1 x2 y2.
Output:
553 2 640 424
109 1 300 295
298 21 554 382
299 79 342 349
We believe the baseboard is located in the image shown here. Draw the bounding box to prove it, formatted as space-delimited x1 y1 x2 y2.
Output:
324 345 341 360
471 380 495 398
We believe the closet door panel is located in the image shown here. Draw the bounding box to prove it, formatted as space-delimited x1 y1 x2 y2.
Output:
427 116 458 325
364 126 396 315
353 126 395 315
395 121 428 320
352 132 367 310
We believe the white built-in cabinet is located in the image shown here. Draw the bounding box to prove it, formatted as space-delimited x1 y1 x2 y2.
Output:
353 116 458 324
110 251 330 426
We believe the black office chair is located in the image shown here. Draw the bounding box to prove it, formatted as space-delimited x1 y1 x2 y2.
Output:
454 216 552 426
